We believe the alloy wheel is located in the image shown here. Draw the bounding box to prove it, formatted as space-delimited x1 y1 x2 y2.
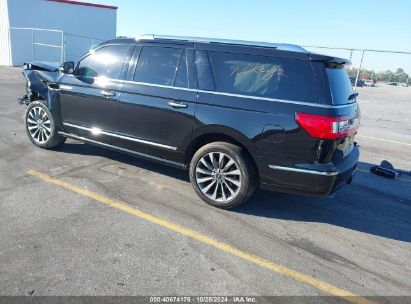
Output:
26 106 52 144
195 152 242 203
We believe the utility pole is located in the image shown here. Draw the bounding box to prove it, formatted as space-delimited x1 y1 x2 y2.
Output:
354 50 365 91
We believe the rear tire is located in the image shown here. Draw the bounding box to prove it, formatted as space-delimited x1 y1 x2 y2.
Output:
189 142 257 209
25 101 66 149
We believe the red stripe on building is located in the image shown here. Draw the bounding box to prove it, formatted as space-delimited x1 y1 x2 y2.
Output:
46 0 117 10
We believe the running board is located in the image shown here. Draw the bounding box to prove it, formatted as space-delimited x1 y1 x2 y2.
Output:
58 131 186 170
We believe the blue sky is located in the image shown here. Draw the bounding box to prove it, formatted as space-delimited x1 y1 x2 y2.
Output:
95 0 411 74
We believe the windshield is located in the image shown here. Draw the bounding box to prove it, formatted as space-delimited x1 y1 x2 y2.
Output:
326 67 355 105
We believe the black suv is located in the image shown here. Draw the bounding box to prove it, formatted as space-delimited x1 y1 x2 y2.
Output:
20 35 360 209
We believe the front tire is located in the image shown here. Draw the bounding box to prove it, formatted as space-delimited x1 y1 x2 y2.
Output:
189 142 257 209
25 101 66 149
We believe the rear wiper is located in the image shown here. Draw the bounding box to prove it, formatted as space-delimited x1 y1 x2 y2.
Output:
348 92 359 101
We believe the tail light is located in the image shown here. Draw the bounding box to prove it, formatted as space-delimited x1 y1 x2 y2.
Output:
295 113 358 140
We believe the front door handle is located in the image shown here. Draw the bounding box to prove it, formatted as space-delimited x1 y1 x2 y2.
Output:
168 101 187 108
101 90 116 98
48 83 60 90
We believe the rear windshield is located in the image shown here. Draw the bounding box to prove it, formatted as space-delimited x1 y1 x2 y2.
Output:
326 67 355 105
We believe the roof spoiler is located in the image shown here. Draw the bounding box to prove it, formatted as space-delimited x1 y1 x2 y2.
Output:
309 53 351 66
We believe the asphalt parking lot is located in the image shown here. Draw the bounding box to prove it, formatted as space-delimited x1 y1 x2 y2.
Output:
0 67 410 303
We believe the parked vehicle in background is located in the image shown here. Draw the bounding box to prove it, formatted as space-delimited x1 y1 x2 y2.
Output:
349 77 356 86
388 82 398 86
362 79 375 87
399 83 409 87
350 76 364 87
19 35 360 209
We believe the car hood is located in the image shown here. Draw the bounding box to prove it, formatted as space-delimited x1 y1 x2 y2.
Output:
24 61 61 72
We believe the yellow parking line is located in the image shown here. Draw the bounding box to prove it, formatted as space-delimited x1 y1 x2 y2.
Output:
27 169 375 304
357 135 411 146
357 168 411 183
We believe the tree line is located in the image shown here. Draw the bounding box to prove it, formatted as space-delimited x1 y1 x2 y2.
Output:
347 67 409 83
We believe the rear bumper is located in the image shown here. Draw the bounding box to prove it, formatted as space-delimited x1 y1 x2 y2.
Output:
260 144 359 196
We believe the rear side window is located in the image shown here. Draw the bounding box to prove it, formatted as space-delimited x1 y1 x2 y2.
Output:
326 67 354 105
208 52 318 102
133 46 187 87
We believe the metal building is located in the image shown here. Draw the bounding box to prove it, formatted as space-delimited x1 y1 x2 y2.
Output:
0 0 117 66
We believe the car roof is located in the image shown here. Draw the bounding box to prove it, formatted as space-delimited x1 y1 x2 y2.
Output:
136 34 308 53
102 34 307 52
101 35 350 64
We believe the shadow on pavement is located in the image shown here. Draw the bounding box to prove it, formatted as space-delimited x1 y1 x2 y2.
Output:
56 143 411 243
55 141 189 182
234 162 411 243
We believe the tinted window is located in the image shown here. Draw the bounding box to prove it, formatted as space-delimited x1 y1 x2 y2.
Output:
209 52 318 102
326 67 354 105
75 44 130 79
133 46 185 87
174 49 188 88
195 50 216 91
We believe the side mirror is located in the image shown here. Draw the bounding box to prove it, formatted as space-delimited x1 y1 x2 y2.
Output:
60 61 74 74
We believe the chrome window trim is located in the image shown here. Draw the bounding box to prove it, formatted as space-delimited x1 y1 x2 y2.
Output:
63 75 356 109
58 132 185 169
122 79 194 92
195 90 356 109
59 85 73 90
63 122 177 151
269 165 338 176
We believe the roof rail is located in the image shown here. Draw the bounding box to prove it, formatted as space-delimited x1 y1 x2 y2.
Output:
135 34 307 53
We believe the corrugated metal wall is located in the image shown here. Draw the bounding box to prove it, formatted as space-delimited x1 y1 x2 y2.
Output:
0 0 12 65
4 0 116 65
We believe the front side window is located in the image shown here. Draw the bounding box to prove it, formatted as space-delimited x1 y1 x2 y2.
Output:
208 52 318 102
75 44 130 80
133 46 187 87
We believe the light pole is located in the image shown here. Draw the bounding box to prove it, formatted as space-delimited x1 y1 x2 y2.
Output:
354 50 365 91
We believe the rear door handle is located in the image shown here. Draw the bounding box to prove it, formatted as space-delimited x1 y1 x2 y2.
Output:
168 101 187 108
101 90 116 98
